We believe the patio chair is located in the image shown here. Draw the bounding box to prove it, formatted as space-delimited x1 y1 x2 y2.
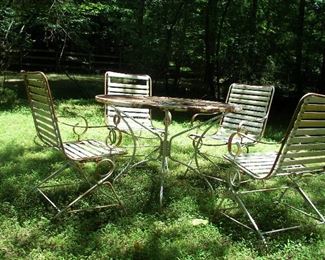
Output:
104 71 163 137
24 71 132 217
221 93 325 243
192 83 275 149
188 84 274 176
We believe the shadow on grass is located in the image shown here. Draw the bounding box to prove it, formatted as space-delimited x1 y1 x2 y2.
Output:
195 177 325 251
1 138 325 258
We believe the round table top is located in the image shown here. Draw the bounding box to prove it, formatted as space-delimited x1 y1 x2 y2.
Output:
95 95 240 113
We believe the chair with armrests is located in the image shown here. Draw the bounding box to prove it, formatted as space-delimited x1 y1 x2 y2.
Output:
24 71 133 217
221 93 325 243
188 84 275 176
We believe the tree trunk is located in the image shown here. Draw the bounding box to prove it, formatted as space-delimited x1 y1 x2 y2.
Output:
320 47 325 94
295 0 306 96
204 0 218 99
137 0 145 39
248 0 258 81
134 0 146 68
215 0 232 100
162 1 186 95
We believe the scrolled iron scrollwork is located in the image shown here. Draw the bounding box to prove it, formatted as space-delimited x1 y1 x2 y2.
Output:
192 136 203 151
227 169 242 188
105 126 123 146
227 132 245 158
95 158 116 181
71 115 88 141
57 114 89 141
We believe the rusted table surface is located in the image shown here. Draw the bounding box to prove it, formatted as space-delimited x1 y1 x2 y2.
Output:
95 95 239 113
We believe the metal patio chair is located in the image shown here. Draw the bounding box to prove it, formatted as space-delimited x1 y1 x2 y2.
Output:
221 93 325 243
24 71 133 217
189 84 274 175
104 71 163 136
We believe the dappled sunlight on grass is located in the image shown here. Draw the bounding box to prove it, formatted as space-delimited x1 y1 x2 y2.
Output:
1 102 325 259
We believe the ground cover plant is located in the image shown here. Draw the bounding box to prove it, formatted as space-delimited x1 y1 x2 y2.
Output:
1 75 325 259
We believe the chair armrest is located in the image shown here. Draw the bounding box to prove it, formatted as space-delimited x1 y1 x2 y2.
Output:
235 115 268 134
227 131 281 158
190 112 223 126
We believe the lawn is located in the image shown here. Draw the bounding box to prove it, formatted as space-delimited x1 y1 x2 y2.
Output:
1 75 325 259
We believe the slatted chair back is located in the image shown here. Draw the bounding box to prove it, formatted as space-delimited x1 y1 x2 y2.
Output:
219 84 275 141
104 71 153 131
24 71 63 150
273 93 325 177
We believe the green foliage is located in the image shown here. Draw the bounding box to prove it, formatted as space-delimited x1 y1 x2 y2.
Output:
1 1 324 97
0 87 17 108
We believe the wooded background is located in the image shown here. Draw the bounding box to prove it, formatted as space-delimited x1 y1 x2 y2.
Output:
1 0 324 99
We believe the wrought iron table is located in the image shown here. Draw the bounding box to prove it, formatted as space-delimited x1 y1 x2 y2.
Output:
96 95 240 205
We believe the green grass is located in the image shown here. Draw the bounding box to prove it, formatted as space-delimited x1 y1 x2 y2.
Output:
1 97 325 259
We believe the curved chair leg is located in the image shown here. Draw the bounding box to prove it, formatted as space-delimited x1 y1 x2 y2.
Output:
37 162 70 212
54 159 124 218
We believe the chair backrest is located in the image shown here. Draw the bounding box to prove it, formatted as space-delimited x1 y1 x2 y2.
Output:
219 83 275 140
274 93 325 176
23 71 63 150
104 71 153 130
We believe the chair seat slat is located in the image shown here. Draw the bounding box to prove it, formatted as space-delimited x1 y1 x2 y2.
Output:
221 122 261 134
305 96 325 103
223 117 264 128
33 107 52 118
63 140 125 161
282 156 325 166
299 120 325 127
223 113 266 123
283 150 325 158
302 112 325 119
109 82 149 90
230 93 271 101
34 113 55 127
83 140 112 155
291 136 325 144
107 111 151 119
29 85 47 96
31 100 53 112
304 104 325 112
285 142 325 151
235 104 267 113
36 120 59 137
296 128 325 135
66 142 96 157
108 87 149 95
229 97 268 107
107 71 150 80
28 78 46 88
38 133 60 147
106 106 150 113
231 85 273 93
278 165 324 174
36 128 59 146
30 92 49 104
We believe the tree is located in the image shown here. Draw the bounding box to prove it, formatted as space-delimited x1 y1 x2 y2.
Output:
295 0 306 96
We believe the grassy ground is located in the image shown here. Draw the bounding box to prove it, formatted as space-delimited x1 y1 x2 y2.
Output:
1 99 325 259
1 73 325 259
